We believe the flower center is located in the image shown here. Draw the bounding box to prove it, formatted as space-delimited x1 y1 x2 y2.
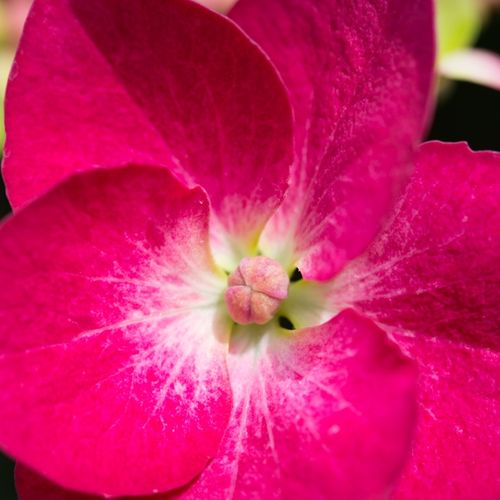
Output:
224 256 289 325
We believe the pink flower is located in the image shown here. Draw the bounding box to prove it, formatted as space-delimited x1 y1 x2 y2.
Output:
0 0 497 499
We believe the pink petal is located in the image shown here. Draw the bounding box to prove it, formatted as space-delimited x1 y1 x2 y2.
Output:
439 48 500 91
0 166 231 496
393 336 499 499
16 465 98 500
176 310 417 498
328 142 500 496
3 0 293 261
230 0 435 280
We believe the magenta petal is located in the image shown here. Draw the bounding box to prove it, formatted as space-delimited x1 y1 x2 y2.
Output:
393 336 499 499
16 465 99 500
179 310 417 499
16 464 165 500
4 0 293 256
329 142 500 496
0 167 231 496
231 0 435 279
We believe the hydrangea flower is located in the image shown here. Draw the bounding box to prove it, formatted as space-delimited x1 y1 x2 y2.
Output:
0 0 497 498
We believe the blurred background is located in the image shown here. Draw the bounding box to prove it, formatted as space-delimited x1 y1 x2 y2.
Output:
0 0 499 498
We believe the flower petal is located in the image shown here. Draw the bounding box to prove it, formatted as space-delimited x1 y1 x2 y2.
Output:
393 335 499 499
0 166 231 496
439 48 500 91
3 0 293 263
230 0 435 279
16 465 98 500
328 142 500 497
177 310 417 499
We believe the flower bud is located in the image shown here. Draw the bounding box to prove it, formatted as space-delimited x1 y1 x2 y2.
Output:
224 256 289 325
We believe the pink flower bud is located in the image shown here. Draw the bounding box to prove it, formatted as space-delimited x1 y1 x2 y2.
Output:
225 256 289 325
